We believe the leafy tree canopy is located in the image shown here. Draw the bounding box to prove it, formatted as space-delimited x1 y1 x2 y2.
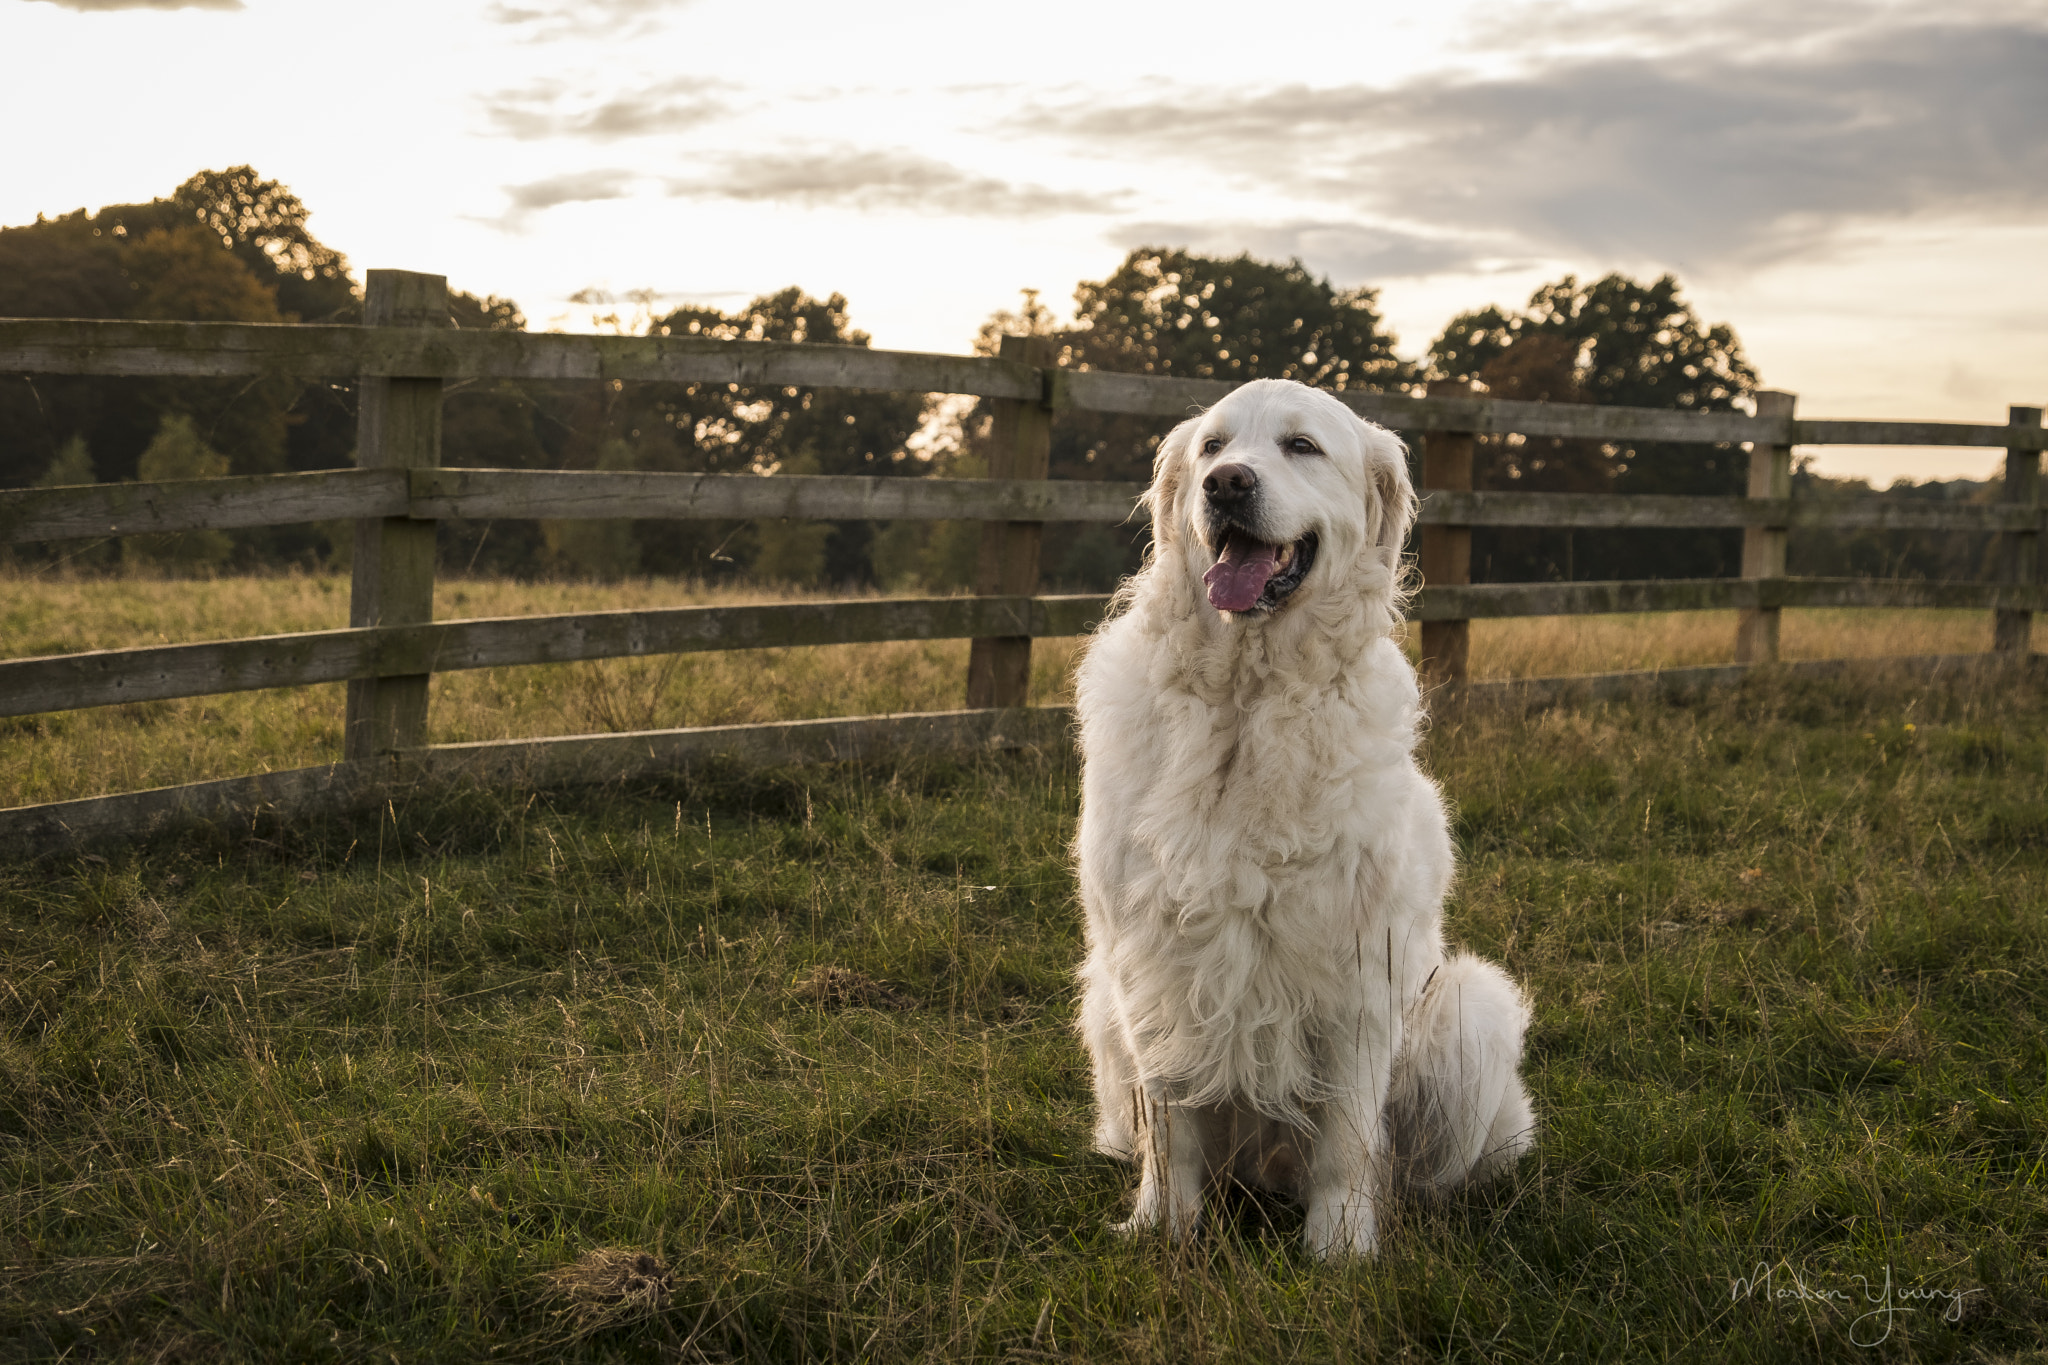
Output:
1427 272 1761 581
126 226 285 324
1430 272 1754 414
643 287 921 480
1 167 363 498
1030 248 1414 392
171 166 356 322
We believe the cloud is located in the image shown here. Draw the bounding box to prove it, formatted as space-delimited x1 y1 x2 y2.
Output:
28 0 241 9
486 0 688 41
1014 16 2048 269
670 149 1116 218
482 77 726 141
487 169 640 228
1110 220 1499 281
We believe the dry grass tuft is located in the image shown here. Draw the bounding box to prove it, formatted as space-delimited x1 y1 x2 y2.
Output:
792 964 918 1011
544 1247 674 1324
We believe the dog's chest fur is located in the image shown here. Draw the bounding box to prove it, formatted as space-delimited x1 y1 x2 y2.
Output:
1075 595 1449 1120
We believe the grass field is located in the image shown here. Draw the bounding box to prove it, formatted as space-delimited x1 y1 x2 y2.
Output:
1 573 2044 1359
0 569 2005 808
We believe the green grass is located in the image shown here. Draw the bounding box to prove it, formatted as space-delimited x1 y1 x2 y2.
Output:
4 664 2047 1360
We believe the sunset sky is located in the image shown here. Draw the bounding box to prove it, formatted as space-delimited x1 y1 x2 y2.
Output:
8 0 2045 483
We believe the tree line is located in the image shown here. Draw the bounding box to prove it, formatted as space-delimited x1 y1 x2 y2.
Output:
0 167 2002 587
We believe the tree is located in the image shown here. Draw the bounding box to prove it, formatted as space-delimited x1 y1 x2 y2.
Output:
167 166 358 324
1428 273 1760 582
31 435 113 569
622 288 925 584
0 168 362 502
126 226 285 324
128 414 233 570
1432 273 1753 416
954 248 1417 590
544 439 643 580
1057 248 1412 392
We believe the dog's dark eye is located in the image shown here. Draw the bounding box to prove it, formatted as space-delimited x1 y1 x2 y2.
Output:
1202 436 1225 457
1284 435 1322 457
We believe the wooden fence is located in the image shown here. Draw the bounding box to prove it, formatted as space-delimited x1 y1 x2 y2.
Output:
2 269 2043 851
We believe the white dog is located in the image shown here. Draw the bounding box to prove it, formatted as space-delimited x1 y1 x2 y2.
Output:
1072 378 1535 1259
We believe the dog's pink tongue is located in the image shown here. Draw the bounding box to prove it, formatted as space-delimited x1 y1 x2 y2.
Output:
1203 536 1280 612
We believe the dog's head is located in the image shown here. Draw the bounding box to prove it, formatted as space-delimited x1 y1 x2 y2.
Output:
1146 379 1416 621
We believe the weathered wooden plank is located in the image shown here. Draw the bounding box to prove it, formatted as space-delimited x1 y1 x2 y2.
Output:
1413 579 1753 620
0 469 406 544
1794 501 2039 532
1739 392 1796 663
1054 369 1785 443
1348 392 1775 445
15 651 2039 856
1775 578 2048 611
1417 380 1476 684
409 468 1147 524
1417 490 1756 528
0 707 1077 855
15 573 2038 720
0 594 1117 718
345 271 444 760
0 318 1042 399
13 470 2028 544
1051 369 1238 417
8 317 2047 447
1795 419 2048 452
1416 489 2038 531
1994 405 2043 652
969 334 1057 709
1412 576 2048 620
1449 652 2042 709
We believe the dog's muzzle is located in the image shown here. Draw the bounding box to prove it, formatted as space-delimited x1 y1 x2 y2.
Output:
1199 465 1317 614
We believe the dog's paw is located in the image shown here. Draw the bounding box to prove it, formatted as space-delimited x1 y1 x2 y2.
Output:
1111 1197 1199 1242
1302 1196 1379 1260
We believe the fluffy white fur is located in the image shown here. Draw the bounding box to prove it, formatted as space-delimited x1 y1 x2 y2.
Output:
1073 378 1536 1258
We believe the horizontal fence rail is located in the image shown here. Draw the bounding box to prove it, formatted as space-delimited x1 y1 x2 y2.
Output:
7 653 2042 855
7 316 2046 450
2 468 408 542
9 472 2044 546
0 594 1109 718
2 282 2041 854
0 318 1045 400
1418 489 2043 532
405 469 1144 526
9 579 2043 721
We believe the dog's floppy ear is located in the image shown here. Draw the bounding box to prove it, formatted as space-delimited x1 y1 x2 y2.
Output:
1364 426 1418 564
1145 416 1199 547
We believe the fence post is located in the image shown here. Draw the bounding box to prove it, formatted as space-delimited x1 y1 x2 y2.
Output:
965 333 1055 709
1995 404 2044 653
343 270 447 760
1736 390 1797 664
1417 381 1474 686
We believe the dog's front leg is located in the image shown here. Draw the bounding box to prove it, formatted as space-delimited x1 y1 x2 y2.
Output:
1114 1080 1207 1241
1302 1017 1397 1258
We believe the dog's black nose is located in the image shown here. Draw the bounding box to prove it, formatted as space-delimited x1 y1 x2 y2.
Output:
1203 463 1257 506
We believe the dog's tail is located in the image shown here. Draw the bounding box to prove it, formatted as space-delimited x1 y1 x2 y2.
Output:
1385 953 1536 1195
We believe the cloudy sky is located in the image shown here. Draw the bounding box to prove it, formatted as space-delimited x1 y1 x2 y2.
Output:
9 0 2046 481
